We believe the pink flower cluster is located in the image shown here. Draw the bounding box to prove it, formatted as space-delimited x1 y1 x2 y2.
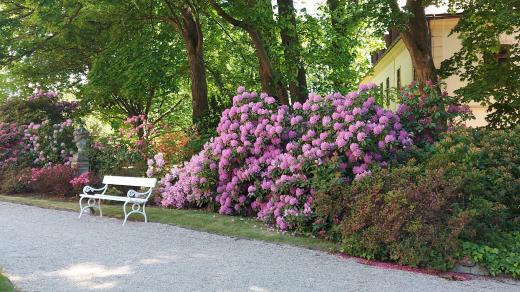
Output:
158 85 412 230
146 152 166 178
70 172 92 189
23 119 75 166
27 90 58 101
0 122 24 166
121 115 155 149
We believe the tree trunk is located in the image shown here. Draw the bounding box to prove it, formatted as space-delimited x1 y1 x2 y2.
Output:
398 0 437 82
179 6 209 124
248 28 289 104
209 0 289 104
277 0 308 103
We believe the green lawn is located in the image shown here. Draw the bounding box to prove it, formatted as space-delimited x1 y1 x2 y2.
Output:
0 271 14 292
0 194 334 252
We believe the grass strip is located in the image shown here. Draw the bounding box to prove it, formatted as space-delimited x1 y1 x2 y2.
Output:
0 270 14 292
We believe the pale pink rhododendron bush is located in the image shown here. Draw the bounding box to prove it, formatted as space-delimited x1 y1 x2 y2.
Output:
157 85 413 230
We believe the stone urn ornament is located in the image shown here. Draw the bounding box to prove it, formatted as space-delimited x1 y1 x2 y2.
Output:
71 124 90 174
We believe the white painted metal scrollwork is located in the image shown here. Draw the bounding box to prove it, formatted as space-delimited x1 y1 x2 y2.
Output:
78 176 156 225
83 184 108 195
78 196 103 218
123 200 148 225
127 188 152 200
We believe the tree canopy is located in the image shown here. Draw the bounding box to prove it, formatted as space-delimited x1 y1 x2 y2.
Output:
0 0 518 128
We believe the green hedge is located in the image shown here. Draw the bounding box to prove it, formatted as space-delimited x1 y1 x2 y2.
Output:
312 126 520 275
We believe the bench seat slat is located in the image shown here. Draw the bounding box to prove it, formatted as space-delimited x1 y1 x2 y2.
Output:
80 194 146 203
102 176 157 188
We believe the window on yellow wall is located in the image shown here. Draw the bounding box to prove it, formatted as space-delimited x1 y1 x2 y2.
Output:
378 83 384 105
397 68 401 89
385 77 390 107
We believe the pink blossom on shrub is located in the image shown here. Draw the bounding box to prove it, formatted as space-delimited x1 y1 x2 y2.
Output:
70 172 92 189
158 86 413 230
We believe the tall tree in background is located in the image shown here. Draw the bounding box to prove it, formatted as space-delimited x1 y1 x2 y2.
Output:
388 0 437 83
210 0 289 104
142 1 209 123
277 0 307 103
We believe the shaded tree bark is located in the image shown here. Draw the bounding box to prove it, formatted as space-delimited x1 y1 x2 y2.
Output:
209 0 289 104
277 0 308 103
151 1 209 123
179 6 209 123
391 0 437 82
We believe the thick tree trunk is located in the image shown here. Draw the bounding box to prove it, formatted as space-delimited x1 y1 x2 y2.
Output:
277 0 308 103
209 0 289 105
180 6 209 124
398 0 437 82
248 29 290 104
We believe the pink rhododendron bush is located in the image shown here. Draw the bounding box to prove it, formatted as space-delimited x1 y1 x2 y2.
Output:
0 90 81 194
158 85 413 230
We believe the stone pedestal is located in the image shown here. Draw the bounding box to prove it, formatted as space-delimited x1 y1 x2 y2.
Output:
72 125 90 174
71 155 90 174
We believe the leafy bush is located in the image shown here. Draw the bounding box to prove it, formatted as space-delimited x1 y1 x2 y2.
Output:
0 164 32 194
462 232 520 277
30 164 77 196
23 119 76 167
316 162 470 270
396 81 473 145
87 136 147 177
0 91 78 125
312 126 520 273
0 122 24 167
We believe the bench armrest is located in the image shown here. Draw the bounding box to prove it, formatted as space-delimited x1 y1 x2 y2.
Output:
127 188 153 200
82 184 108 195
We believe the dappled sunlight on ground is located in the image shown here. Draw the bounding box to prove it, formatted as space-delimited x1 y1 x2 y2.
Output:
45 262 132 289
139 255 178 265
249 285 270 292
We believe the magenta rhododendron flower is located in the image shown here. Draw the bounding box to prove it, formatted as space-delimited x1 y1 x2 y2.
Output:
157 85 413 231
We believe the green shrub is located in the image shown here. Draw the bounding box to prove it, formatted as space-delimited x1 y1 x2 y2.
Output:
396 81 473 146
315 162 470 270
312 126 520 274
87 137 147 177
0 164 32 194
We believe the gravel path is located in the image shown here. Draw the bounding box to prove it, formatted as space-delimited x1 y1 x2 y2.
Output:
0 202 518 292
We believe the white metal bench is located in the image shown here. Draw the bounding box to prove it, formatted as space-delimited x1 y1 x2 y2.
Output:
78 176 157 225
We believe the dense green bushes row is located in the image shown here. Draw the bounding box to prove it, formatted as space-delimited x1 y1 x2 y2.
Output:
312 127 520 275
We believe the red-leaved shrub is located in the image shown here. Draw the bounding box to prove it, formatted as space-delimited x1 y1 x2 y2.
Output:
30 164 77 196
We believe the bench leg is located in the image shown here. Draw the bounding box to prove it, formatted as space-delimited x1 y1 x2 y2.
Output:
122 202 147 225
78 197 102 219
98 199 103 217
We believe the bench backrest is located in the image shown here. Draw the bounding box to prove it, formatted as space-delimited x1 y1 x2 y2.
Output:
102 176 157 188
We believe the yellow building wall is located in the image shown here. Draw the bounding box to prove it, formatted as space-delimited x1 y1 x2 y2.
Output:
362 17 489 127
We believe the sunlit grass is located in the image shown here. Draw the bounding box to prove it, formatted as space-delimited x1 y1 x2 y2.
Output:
0 270 14 292
0 194 334 251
